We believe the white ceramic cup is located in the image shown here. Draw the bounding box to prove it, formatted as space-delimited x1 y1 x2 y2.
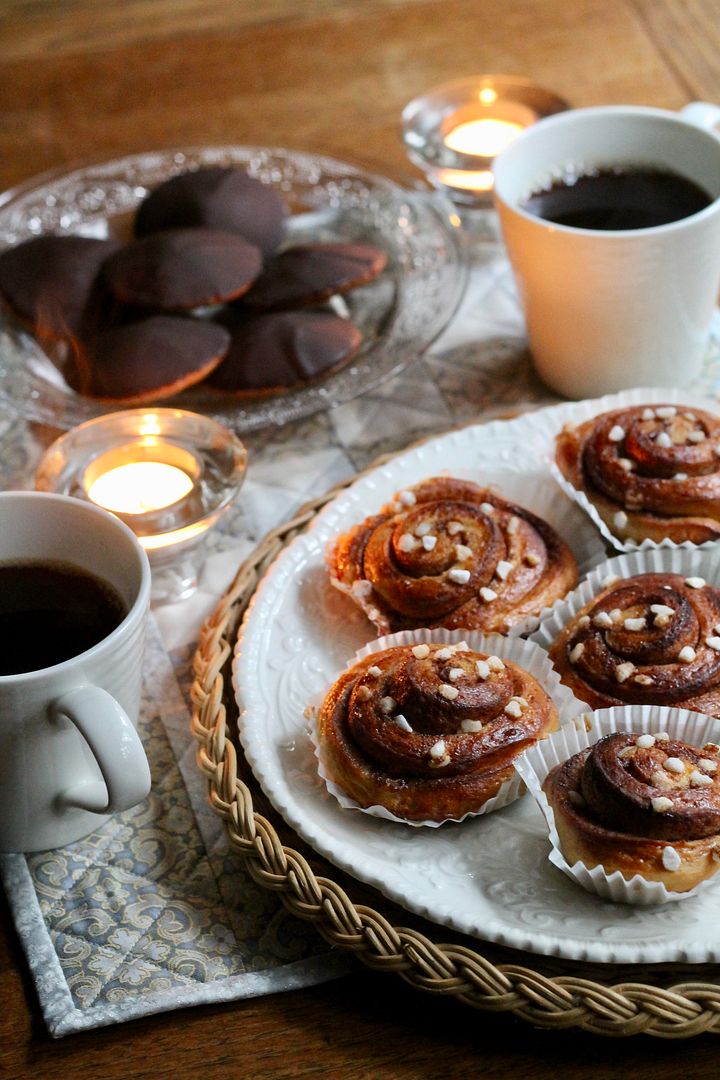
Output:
493 103 720 398
0 492 152 852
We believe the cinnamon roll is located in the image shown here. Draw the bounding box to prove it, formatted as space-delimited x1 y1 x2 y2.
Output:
555 403 720 544
315 641 560 822
549 572 720 716
544 732 720 891
329 477 578 634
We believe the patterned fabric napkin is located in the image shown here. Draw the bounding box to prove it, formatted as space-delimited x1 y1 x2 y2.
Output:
1 217 719 1035
0 621 352 1036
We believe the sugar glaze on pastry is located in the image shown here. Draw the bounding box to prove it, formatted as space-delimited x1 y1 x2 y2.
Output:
555 403 720 544
329 477 578 635
315 641 560 822
543 731 720 891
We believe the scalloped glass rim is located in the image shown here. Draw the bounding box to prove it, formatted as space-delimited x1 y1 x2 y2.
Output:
0 145 467 432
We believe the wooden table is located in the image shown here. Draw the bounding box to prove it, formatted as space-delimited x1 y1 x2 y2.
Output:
2 1 720 1075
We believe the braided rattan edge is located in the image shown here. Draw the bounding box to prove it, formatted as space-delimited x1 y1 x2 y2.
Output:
190 452 720 1039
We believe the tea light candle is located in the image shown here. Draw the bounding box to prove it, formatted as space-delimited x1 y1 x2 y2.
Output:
34 408 247 604
83 444 199 525
87 463 193 515
403 76 568 204
444 117 525 157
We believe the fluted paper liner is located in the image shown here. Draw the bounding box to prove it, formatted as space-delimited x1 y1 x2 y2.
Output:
326 467 607 639
309 627 587 827
530 545 720 658
515 704 720 905
541 386 720 553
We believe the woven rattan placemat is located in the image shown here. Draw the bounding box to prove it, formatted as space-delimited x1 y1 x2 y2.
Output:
190 457 720 1039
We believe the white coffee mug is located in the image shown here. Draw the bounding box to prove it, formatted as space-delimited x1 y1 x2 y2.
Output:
493 103 720 398
0 491 152 851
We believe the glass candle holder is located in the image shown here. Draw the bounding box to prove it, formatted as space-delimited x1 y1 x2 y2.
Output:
35 409 248 604
402 75 569 205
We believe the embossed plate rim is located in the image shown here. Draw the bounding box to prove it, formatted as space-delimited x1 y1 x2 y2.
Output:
234 390 720 965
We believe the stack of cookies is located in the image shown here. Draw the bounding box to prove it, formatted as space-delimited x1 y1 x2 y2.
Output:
0 166 387 403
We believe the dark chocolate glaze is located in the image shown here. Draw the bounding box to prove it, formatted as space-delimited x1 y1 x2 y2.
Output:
0 235 120 340
134 166 288 256
243 242 388 310
81 314 230 402
207 309 362 394
103 228 262 310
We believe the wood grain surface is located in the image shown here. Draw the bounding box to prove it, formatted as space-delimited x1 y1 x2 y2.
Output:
2 1 720 1076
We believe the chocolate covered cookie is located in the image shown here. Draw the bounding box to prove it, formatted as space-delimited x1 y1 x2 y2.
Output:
102 228 262 311
242 242 388 311
134 166 288 256
76 315 230 403
208 310 362 395
0 235 120 341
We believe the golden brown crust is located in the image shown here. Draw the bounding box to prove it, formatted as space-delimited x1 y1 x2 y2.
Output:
555 404 720 544
329 477 578 635
316 642 560 822
549 572 720 716
543 733 720 891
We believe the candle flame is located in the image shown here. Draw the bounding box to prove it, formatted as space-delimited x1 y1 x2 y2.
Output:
444 117 524 158
87 461 194 515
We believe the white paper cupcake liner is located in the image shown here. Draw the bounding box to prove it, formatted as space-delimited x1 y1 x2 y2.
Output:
536 386 720 553
529 545 720 657
309 626 587 828
326 466 608 639
515 704 720 905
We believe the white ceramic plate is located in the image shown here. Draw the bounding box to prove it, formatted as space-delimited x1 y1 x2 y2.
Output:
234 394 720 965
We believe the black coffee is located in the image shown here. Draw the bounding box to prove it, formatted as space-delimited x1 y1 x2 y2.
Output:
522 166 713 230
0 559 128 675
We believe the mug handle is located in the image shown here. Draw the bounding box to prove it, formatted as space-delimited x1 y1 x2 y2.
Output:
50 686 151 814
681 101 720 132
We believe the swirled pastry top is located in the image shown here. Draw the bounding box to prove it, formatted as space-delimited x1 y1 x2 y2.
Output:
543 732 720 890
549 572 720 716
316 641 560 822
555 403 720 544
329 477 578 634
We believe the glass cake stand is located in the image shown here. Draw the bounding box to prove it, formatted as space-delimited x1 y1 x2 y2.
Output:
0 146 467 433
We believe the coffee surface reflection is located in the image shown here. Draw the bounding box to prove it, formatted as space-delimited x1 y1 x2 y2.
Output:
0 559 127 675
522 165 712 230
